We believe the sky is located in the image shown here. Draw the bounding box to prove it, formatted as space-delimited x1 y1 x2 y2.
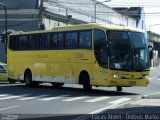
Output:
101 0 160 34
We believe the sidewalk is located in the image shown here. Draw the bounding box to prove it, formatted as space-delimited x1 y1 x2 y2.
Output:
150 66 160 70
91 94 160 120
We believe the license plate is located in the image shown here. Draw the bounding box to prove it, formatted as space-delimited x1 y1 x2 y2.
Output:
129 81 136 86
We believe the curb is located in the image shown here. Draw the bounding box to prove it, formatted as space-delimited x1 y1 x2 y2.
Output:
142 93 160 99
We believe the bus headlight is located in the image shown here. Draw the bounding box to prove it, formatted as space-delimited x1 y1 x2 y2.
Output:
110 74 122 79
142 75 150 79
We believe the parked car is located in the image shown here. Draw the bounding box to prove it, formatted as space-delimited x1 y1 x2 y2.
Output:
0 62 7 81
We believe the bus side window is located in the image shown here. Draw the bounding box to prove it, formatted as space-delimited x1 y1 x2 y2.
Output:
79 32 85 48
85 31 92 48
65 33 70 48
51 33 58 49
65 32 78 48
28 35 35 49
34 34 40 49
57 33 64 48
46 33 51 49
19 35 28 50
79 31 92 49
43 33 49 49
71 32 78 48
23 36 28 50
9 36 18 50
16 36 21 50
40 34 48 49
94 29 108 68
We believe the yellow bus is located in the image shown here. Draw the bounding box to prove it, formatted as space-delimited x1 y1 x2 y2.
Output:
7 23 152 91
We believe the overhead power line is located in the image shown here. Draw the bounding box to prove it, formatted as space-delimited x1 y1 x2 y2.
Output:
44 0 160 19
44 0 160 7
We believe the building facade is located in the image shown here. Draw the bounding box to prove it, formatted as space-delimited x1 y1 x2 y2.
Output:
148 31 160 66
0 0 39 62
44 0 137 29
113 7 147 37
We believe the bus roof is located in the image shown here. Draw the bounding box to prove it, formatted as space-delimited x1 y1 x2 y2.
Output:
10 23 143 36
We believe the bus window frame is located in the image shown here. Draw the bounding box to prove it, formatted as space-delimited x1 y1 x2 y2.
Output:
8 29 93 51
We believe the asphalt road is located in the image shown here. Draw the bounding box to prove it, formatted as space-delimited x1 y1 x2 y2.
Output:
0 67 160 120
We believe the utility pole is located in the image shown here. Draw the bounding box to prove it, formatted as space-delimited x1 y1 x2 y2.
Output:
39 0 43 24
0 3 7 43
38 0 45 30
0 3 7 63
94 0 111 23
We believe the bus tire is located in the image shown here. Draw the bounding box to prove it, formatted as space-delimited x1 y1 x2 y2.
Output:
117 86 123 92
24 70 33 87
52 82 64 88
79 72 92 91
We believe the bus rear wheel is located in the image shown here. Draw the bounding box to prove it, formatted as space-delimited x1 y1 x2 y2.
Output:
116 86 123 92
80 72 92 91
24 71 33 87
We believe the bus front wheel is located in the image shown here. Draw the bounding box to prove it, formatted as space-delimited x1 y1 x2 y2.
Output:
24 70 33 87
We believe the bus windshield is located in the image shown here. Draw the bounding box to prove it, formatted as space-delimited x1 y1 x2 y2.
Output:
108 31 149 72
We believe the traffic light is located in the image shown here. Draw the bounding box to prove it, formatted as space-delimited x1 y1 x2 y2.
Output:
0 34 6 43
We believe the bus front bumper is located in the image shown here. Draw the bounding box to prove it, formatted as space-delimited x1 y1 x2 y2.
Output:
108 78 149 87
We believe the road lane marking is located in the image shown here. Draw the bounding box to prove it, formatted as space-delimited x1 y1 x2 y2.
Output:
74 97 133 120
0 94 28 100
109 97 131 104
62 96 87 102
85 97 110 103
0 94 8 97
0 96 21 100
89 104 120 114
90 98 132 114
39 95 69 101
0 105 19 111
73 99 133 120
18 95 49 101
18 96 38 100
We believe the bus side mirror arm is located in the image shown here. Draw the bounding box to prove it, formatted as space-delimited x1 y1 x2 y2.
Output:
148 45 153 59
